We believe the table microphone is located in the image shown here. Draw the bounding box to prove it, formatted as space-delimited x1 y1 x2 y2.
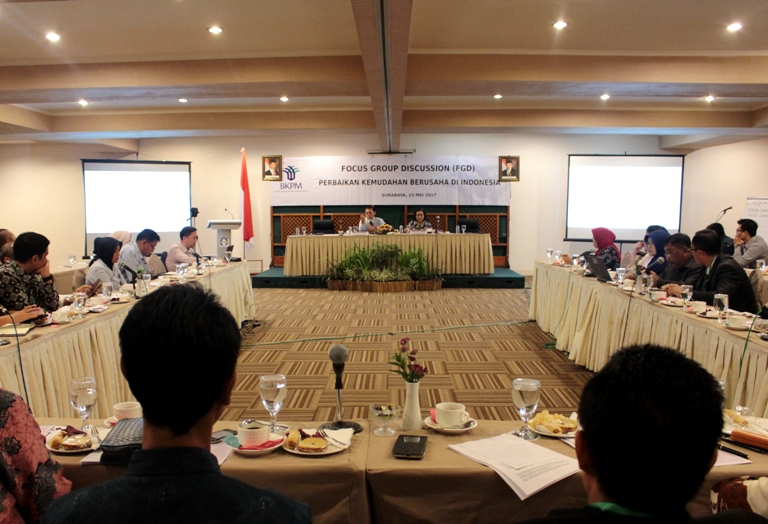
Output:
645 256 665 273
118 261 138 283
319 344 362 434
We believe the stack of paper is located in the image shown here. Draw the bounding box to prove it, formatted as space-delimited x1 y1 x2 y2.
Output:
449 433 579 500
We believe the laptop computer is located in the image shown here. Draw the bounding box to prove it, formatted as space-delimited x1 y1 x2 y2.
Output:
583 254 615 283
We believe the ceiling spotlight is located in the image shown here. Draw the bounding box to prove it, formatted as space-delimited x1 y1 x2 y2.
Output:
78 100 88 107
553 21 567 30
727 22 742 32
600 94 610 100
46 32 60 42
208 26 223 34
704 95 715 102
493 94 502 99
178 98 188 103
280 96 289 102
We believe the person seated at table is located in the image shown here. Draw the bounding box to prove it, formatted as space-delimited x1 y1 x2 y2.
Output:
118 228 159 283
643 228 670 276
519 345 765 524
0 242 13 264
666 229 758 313
707 222 735 256
407 208 432 231
0 304 44 326
359 205 385 232
0 228 15 247
42 284 311 524
654 233 703 288
563 227 620 270
0 388 71 523
733 219 768 269
166 226 200 272
0 232 60 313
108 230 132 246
86 236 126 289
621 225 666 269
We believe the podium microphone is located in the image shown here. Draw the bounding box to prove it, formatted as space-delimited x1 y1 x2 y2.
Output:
715 206 733 223
224 208 235 220
319 344 362 434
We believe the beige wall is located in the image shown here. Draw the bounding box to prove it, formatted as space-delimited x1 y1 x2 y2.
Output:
3 134 768 274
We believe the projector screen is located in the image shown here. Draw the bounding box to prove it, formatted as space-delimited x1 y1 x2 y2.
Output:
82 160 192 255
566 155 684 242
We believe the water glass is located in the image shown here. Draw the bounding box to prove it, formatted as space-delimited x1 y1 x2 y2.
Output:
456 225 460 234
680 285 693 306
348 226 353 234
553 250 562 264
295 227 300 236
224 250 232 263
616 267 626 285
73 292 87 318
68 254 77 268
713 294 729 323
398 225 404 234
70 376 97 434
370 404 400 437
259 374 289 434
301 226 307 236
641 273 651 294
758 259 766 273
101 282 113 300
511 378 541 440
546 248 554 262
211 256 219 267
461 225 467 234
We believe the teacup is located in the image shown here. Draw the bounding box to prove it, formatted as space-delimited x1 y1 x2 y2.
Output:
690 301 707 313
650 290 667 301
725 315 748 329
237 419 269 448
113 401 142 420
435 402 470 428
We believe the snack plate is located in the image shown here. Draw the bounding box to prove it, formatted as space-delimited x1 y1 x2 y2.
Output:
46 430 99 454
723 415 768 436
725 324 751 331
282 436 348 456
424 416 478 434
530 425 578 439
697 310 722 319
660 299 684 307
228 434 285 456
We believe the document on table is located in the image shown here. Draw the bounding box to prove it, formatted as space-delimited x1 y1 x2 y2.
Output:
449 433 579 500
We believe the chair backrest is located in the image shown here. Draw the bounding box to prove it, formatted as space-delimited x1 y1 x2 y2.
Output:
312 219 335 233
458 218 482 233
748 268 765 309
160 251 168 271
72 269 86 289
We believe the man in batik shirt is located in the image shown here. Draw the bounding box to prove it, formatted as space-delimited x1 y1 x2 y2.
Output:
0 232 58 313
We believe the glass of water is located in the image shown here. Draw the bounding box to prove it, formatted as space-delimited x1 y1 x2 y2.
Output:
73 291 87 318
224 250 232 263
70 376 97 434
511 378 541 440
713 293 729 323
101 282 113 300
301 226 307 236
461 225 467 234
680 285 693 307
546 248 554 262
616 267 626 285
553 250 562 264
758 259 766 273
68 254 77 268
259 374 289 434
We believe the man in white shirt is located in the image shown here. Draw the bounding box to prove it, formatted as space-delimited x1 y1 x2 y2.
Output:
166 227 199 272
119 229 159 283
733 218 768 269
358 206 385 232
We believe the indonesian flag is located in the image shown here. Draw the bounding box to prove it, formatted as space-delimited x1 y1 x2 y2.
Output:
240 148 254 254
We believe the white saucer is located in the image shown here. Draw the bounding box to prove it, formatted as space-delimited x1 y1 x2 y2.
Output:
423 416 478 434
725 324 750 331
530 425 577 439
229 434 284 456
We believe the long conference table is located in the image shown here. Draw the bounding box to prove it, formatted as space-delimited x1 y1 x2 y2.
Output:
283 233 495 276
530 260 768 416
0 262 255 419
42 418 768 524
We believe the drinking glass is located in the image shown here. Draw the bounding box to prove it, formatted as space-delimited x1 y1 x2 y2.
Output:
176 263 185 280
571 254 580 267
616 267 626 285
68 254 77 268
211 256 219 267
713 294 729 323
461 225 467 234
259 374 289 434
456 225 460 234
101 282 113 300
224 250 232 263
758 259 766 273
70 376 97 434
511 378 541 440
73 292 87 318
546 248 554 262
553 250 562 264
301 226 307 236
370 404 400 437
641 273 650 294
680 285 693 306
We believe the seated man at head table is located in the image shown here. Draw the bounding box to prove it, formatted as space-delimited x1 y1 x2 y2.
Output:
665 229 758 314
653 233 703 288
359 205 385 232
0 232 61 313
519 344 766 524
165 226 200 272
733 218 768 269
118 228 159 283
42 284 311 524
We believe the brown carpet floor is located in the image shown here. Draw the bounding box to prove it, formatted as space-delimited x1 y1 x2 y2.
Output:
222 287 594 423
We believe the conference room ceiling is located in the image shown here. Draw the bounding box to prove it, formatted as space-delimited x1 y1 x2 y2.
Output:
0 0 767 152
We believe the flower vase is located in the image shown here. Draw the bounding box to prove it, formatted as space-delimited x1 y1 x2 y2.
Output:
401 381 422 430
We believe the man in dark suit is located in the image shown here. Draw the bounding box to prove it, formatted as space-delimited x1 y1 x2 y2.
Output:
666 229 758 313
501 158 518 180
519 345 766 524
654 233 702 288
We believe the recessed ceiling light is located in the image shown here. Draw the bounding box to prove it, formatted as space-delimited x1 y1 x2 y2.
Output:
704 95 716 102
78 100 88 107
46 32 60 42
553 21 567 30
280 96 289 102
178 98 188 103
727 22 742 32
600 94 610 100
208 26 223 34
493 94 502 99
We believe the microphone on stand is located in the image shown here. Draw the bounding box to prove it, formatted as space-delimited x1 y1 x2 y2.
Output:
319 344 362 434
644 256 665 274
224 208 235 220
118 261 138 283
714 206 733 223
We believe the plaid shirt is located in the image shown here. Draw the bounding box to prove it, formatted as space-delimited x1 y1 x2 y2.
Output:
0 261 59 312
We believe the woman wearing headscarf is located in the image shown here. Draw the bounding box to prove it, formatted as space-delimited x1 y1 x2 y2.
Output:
644 228 671 276
86 236 126 289
591 227 621 270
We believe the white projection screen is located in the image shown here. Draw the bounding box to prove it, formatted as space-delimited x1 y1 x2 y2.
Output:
82 160 192 255
566 155 684 242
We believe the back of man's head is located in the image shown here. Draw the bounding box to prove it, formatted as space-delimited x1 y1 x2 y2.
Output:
692 229 721 256
0 229 14 247
13 232 49 263
136 229 160 243
578 345 722 516
707 222 726 239
119 284 241 436
0 243 13 263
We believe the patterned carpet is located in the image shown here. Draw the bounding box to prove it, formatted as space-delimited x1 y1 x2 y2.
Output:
222 287 594 423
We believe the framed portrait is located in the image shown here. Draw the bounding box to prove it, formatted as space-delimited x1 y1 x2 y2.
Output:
263 155 282 181
499 156 520 182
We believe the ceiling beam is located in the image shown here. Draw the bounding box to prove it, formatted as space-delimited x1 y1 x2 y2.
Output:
384 0 413 152
0 104 50 132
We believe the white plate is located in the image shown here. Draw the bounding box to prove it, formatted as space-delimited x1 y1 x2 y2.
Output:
109 297 131 304
530 424 578 439
282 438 348 456
229 434 284 456
424 416 478 434
697 310 722 319
660 299 684 307
725 324 751 331
46 431 98 454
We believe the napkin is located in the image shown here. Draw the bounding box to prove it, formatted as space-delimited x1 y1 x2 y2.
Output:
322 428 354 447
430 409 437 423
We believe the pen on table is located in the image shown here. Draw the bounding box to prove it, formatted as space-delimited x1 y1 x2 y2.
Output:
722 438 767 454
717 444 749 459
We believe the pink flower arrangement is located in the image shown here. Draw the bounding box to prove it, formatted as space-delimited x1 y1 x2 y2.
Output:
390 337 428 383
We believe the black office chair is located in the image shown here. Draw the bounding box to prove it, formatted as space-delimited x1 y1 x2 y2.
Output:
458 218 482 234
312 219 336 235
160 251 168 271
